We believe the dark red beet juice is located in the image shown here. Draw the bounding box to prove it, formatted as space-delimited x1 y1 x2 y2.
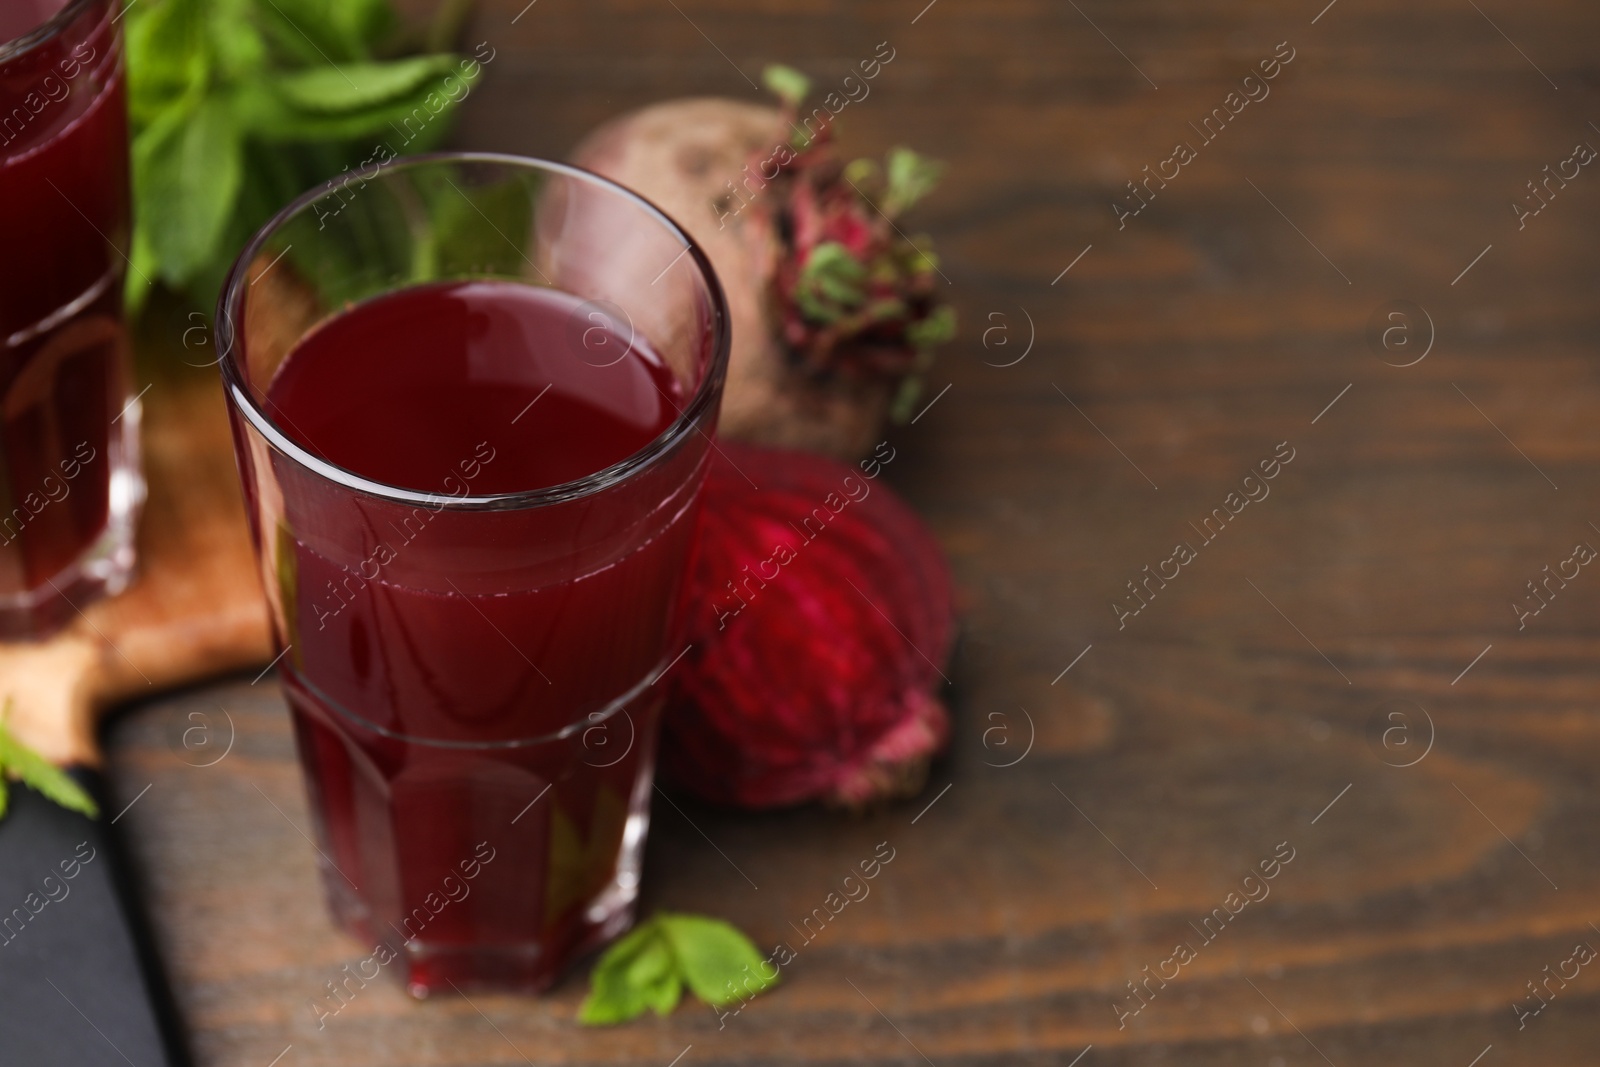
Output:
266 280 699 996
0 0 139 635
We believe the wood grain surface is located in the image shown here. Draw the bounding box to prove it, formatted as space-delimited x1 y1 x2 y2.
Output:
102 0 1600 1063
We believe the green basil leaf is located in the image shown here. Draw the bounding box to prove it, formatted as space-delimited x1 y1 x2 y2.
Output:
762 63 810 107
270 54 461 115
276 158 416 311
658 913 777 1007
235 77 464 144
123 221 159 316
124 0 484 317
134 95 244 286
624 935 685 1016
205 0 268 82
580 913 776 1025
254 0 370 63
328 0 397 54
0 721 97 820
124 0 209 123
579 922 670 1025
577 983 643 1025
411 170 536 282
623 930 675 987
225 80 302 139
643 971 683 1017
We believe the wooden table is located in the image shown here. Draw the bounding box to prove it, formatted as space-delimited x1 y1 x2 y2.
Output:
105 0 1600 1063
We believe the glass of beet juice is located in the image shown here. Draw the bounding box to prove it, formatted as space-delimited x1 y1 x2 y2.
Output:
215 155 729 996
0 0 142 637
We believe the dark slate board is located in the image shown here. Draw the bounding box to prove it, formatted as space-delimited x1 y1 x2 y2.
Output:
0 774 187 1066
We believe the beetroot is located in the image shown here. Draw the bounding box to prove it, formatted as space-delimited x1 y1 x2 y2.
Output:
571 68 954 461
661 441 953 809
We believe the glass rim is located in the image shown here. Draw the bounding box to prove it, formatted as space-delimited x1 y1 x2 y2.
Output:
215 151 731 512
0 0 105 65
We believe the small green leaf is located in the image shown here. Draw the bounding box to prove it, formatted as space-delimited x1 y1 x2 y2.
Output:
908 304 957 349
0 717 98 820
762 64 811 107
842 156 880 189
577 988 639 1025
579 922 671 1025
0 777 9 822
658 913 777 1007
623 929 675 987
898 237 942 277
882 147 946 218
617 930 685 1017
795 241 868 322
866 297 908 322
889 374 925 423
580 913 776 1025
643 971 683 1016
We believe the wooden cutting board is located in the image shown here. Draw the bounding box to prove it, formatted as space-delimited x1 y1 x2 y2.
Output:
0 326 273 767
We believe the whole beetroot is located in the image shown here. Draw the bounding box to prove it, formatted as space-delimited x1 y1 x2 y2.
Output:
571 68 954 461
661 441 953 810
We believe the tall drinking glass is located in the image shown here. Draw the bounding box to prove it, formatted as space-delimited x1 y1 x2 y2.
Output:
215 155 729 995
0 0 141 637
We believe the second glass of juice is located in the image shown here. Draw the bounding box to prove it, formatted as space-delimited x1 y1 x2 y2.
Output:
216 155 729 995
0 0 142 637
